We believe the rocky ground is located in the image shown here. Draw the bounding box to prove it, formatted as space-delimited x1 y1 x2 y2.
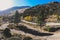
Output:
0 22 60 40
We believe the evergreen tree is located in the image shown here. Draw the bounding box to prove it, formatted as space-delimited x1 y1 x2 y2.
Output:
14 11 21 26
37 8 46 26
3 28 12 38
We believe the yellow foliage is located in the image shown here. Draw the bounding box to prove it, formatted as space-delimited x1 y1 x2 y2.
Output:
24 16 32 21
58 16 60 18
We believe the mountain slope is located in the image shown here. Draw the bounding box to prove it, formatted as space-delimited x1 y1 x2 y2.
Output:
0 6 30 16
8 8 28 16
23 2 60 16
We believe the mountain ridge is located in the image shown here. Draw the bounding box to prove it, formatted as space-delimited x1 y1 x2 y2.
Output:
0 6 30 16
23 2 60 16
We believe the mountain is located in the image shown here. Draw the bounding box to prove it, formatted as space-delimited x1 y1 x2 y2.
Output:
8 8 28 16
23 2 60 16
0 6 30 16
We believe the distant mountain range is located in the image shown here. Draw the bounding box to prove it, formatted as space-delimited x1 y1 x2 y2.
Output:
0 6 30 16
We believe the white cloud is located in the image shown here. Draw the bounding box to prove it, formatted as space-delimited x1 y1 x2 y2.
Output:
0 0 14 10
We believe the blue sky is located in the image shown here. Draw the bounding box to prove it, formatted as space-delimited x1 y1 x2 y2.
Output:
0 0 60 10
13 0 60 6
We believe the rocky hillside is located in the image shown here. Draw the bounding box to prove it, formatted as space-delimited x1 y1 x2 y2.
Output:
23 2 60 16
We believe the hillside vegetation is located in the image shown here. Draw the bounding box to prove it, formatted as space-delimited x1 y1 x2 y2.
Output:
22 2 60 26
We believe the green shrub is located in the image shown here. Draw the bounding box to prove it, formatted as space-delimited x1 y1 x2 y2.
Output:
44 26 57 32
3 28 12 38
44 26 50 31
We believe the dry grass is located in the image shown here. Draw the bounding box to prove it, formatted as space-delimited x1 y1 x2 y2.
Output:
0 23 2 26
8 24 16 29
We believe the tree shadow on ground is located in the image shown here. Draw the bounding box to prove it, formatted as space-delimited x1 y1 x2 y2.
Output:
16 25 53 36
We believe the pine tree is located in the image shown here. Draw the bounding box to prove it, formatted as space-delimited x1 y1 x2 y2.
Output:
37 8 46 26
14 11 21 26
